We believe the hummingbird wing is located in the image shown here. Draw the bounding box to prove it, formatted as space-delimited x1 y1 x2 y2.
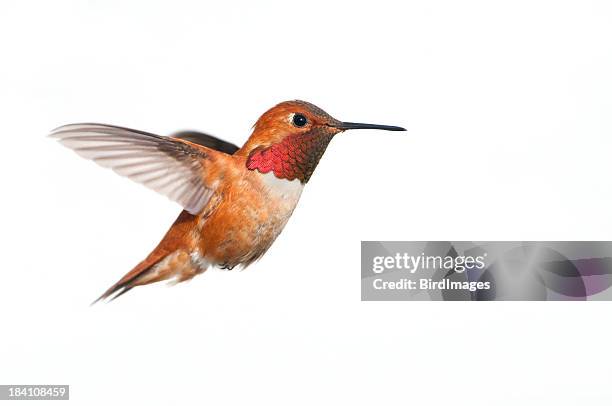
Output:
170 131 239 155
50 123 219 215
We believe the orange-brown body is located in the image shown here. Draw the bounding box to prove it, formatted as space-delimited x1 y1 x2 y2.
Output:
104 150 305 298
51 100 405 301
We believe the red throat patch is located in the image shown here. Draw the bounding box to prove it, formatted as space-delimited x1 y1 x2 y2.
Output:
246 128 335 183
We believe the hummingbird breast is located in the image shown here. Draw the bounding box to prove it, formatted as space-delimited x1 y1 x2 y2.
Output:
192 159 304 269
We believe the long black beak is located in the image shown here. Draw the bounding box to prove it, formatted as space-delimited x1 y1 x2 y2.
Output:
335 122 406 131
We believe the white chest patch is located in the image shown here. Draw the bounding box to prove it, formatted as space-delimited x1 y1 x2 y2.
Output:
260 172 304 202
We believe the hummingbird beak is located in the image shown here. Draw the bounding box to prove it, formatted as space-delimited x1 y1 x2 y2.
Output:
333 122 406 132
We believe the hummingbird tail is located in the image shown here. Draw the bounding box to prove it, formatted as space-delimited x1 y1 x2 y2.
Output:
93 250 204 303
92 252 165 304
93 210 205 303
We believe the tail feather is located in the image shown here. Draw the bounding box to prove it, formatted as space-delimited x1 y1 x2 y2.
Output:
93 210 202 304
92 251 167 304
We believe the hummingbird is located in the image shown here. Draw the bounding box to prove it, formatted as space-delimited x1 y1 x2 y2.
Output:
51 100 405 302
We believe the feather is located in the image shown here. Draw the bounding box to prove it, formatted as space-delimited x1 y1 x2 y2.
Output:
50 123 216 215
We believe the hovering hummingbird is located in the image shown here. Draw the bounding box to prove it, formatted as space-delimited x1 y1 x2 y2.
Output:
51 100 405 301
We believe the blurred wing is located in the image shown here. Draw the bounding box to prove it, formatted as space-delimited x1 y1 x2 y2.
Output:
50 123 215 215
171 130 239 155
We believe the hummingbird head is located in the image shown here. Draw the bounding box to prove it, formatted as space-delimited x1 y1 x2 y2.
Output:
240 100 405 183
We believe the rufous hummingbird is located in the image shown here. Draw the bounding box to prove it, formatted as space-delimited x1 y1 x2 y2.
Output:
51 100 405 302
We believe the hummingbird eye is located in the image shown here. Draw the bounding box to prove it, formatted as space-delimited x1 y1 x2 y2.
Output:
292 113 308 128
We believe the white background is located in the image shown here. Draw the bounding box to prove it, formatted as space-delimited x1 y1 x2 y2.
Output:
1 0 611 404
